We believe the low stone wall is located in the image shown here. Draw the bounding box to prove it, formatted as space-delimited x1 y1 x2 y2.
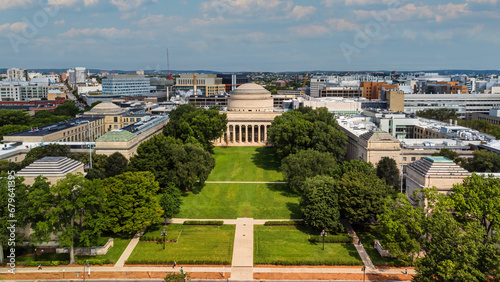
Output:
374 239 394 258
56 238 114 256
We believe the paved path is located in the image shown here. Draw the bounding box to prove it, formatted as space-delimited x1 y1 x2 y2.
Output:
230 218 255 281
205 181 287 184
114 229 145 267
342 220 375 270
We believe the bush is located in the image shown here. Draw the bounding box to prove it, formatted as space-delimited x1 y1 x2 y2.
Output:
183 221 223 226
22 261 70 267
309 234 353 244
254 259 362 266
76 259 112 265
264 221 305 226
125 258 231 265
139 235 177 242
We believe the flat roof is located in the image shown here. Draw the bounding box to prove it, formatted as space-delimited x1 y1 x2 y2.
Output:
7 117 102 137
425 156 453 163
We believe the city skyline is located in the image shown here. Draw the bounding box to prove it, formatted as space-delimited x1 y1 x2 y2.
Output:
0 0 499 71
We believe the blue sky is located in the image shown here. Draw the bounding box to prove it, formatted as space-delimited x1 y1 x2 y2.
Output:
0 0 498 72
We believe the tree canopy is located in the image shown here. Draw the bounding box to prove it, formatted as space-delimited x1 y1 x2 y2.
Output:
53 101 80 117
102 172 163 235
0 109 30 127
300 175 343 233
416 108 459 121
376 157 400 190
104 152 129 178
130 134 215 191
163 104 228 151
464 150 500 173
21 144 72 168
268 106 347 160
159 184 182 220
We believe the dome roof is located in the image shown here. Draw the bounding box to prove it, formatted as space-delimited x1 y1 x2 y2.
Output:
231 83 271 95
89 102 124 114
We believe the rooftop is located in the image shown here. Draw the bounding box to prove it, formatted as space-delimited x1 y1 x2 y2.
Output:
231 83 271 95
16 156 84 177
425 156 454 163
7 117 102 137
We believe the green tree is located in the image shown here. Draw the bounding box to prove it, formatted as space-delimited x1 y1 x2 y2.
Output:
102 172 163 235
416 108 459 121
53 101 80 117
0 173 28 265
465 150 500 172
334 169 390 223
376 157 400 190
0 160 21 173
71 153 109 175
159 184 182 220
0 109 30 127
21 144 72 168
27 173 106 264
451 174 500 238
163 104 228 151
130 135 215 191
432 148 459 162
164 272 189 282
0 124 30 140
30 110 72 128
300 175 343 232
268 107 347 160
104 152 128 178
281 149 337 193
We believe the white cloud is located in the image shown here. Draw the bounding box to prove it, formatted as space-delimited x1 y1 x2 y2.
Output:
0 22 29 34
467 0 497 4
288 5 316 20
0 0 35 10
47 0 99 6
201 0 291 17
110 0 158 11
422 24 483 41
321 0 395 7
54 20 66 26
402 29 417 41
354 3 469 22
58 27 134 38
289 24 330 37
326 18 358 31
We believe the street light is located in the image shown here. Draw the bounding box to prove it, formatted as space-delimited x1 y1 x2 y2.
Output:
161 228 167 250
320 229 327 251
361 266 366 282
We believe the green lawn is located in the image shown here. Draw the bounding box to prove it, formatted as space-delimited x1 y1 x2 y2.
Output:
178 183 301 219
254 225 363 265
127 224 234 265
207 147 282 182
78 238 131 264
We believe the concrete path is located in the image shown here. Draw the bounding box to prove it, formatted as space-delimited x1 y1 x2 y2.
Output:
230 218 255 281
205 181 287 184
342 220 375 270
114 229 146 267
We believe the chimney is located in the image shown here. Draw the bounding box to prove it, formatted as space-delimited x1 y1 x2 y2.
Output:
449 119 453 126
455 120 458 127
193 73 197 95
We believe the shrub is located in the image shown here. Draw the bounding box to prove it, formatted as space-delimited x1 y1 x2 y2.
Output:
183 221 223 226
125 258 231 265
309 234 353 244
22 261 70 267
76 259 112 265
264 221 305 226
254 259 362 266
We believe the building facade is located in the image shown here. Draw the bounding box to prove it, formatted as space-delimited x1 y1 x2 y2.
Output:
102 74 150 97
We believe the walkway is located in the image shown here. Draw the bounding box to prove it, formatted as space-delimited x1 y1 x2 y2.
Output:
230 218 254 281
114 229 146 267
342 220 375 270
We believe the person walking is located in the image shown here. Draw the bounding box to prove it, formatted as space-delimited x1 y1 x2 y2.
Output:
180 266 184 275
38 264 42 270
405 268 408 275
173 261 177 268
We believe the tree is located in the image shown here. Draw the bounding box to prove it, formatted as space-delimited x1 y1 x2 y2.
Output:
281 149 337 193
300 175 343 232
130 134 215 191
27 173 106 264
451 174 500 238
102 172 163 235
21 144 72 168
53 101 80 117
464 150 500 172
71 153 109 176
334 169 390 223
0 173 28 265
376 157 400 190
159 184 182 220
30 110 72 128
378 194 424 264
104 152 128 178
432 148 459 162
164 272 189 282
268 107 347 160
0 124 30 140
85 168 106 180
0 160 21 173
163 104 228 151
0 109 30 127
416 108 459 121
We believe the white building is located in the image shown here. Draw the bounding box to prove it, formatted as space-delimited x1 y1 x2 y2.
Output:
75 67 86 84
7 68 27 81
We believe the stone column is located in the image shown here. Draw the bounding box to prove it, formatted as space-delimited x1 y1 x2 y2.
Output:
258 125 262 143
239 125 242 143
264 125 268 142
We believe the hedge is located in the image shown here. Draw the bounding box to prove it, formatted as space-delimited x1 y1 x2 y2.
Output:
125 258 231 265
263 221 305 226
21 259 111 267
254 259 363 266
140 235 177 242
309 234 353 244
183 221 223 226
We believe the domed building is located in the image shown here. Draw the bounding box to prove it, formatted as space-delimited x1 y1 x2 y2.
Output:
228 83 273 112
215 83 283 146
85 102 126 115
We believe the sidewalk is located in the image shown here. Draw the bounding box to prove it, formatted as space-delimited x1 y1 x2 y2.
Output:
342 220 375 270
114 229 146 267
230 218 254 281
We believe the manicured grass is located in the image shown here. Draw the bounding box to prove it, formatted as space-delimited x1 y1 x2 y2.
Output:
254 225 363 266
127 224 235 265
207 147 282 182
178 183 301 219
78 238 131 263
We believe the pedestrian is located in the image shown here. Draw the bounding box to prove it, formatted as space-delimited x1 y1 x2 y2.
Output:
180 266 184 275
405 268 408 275
173 261 177 268
38 263 42 270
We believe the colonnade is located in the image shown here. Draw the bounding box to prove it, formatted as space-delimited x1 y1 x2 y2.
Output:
218 123 271 145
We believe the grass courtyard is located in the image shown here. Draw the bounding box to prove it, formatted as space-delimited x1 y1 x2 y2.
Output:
177 147 301 219
127 224 235 265
254 225 363 266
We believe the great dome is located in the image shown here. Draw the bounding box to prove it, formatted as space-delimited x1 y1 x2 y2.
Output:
87 102 125 115
228 83 273 112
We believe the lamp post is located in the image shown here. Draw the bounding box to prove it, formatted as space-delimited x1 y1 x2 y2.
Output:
161 228 167 250
361 266 366 282
320 229 327 251
80 120 93 169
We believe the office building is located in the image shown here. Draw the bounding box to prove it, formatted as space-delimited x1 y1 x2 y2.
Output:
217 74 250 92
175 73 226 96
75 67 86 84
361 82 399 100
7 68 28 81
102 74 150 97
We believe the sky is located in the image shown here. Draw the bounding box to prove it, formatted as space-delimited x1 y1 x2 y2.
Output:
0 0 499 72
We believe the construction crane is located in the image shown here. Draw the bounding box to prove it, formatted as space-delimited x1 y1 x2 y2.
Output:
300 71 310 97
166 48 172 80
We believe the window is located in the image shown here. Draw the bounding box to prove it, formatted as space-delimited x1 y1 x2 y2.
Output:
403 157 407 161
130 118 134 122
114 117 118 122
411 157 416 161
114 125 118 128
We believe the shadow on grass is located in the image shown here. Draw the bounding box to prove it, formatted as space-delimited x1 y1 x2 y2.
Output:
252 147 281 172
266 183 297 197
